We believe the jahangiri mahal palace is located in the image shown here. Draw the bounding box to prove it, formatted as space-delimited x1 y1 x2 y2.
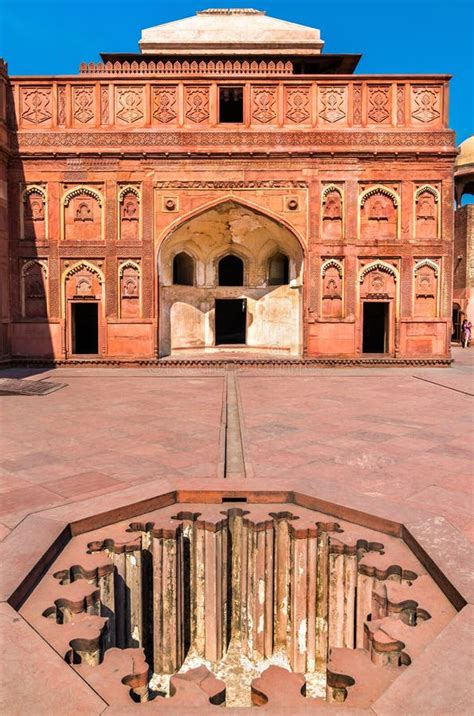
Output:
0 9 458 364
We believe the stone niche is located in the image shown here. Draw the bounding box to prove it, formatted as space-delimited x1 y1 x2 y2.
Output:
63 186 103 242
19 492 457 711
158 200 304 357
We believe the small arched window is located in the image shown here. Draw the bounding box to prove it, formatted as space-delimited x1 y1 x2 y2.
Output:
268 252 289 285
218 254 244 286
173 252 194 286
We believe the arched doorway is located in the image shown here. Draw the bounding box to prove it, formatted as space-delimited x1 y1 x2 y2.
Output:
158 200 304 356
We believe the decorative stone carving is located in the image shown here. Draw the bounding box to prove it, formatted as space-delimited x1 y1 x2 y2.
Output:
252 86 277 124
359 261 398 300
21 88 52 125
321 260 343 318
63 186 103 241
322 186 343 240
100 86 110 125
414 259 439 317
185 87 210 124
367 86 390 124
22 260 48 318
22 185 47 241
153 86 178 124
411 86 441 123
318 86 346 124
116 87 144 124
57 86 66 125
285 87 310 124
118 186 140 241
64 262 104 304
415 186 439 239
360 186 399 240
73 86 94 124
119 261 140 318
396 85 405 125
353 84 362 124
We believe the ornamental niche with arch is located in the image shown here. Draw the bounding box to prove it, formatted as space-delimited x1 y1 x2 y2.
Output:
63 186 103 241
21 259 47 318
119 260 141 318
21 185 47 241
414 259 439 318
360 186 399 241
321 259 343 318
321 185 343 240
64 261 104 303
359 261 398 301
415 185 439 239
118 186 140 241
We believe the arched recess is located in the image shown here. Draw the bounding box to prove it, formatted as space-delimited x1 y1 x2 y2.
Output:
118 260 141 318
359 185 400 241
21 259 48 318
358 261 399 355
62 186 104 242
268 252 289 286
218 254 244 286
414 185 440 239
118 185 141 241
321 185 343 240
321 259 343 318
173 252 195 286
157 199 305 357
63 261 105 356
413 259 439 317
21 185 47 240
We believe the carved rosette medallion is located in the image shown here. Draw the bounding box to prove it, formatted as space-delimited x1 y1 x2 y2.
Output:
73 86 94 124
285 87 310 124
21 88 52 125
185 87 210 123
116 87 144 124
153 86 178 124
252 87 277 123
411 86 441 123
318 86 346 123
367 86 390 124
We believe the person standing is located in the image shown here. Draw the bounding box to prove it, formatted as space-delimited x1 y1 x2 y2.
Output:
461 319 472 348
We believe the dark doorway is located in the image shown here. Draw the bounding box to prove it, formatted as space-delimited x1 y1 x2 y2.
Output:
268 252 289 285
173 252 194 285
362 302 388 353
219 87 244 124
215 299 246 344
72 303 99 354
218 255 244 286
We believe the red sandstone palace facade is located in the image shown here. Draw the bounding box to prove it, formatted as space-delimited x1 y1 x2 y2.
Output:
0 9 457 363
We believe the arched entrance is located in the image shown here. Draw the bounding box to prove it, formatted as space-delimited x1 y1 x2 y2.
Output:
158 200 304 356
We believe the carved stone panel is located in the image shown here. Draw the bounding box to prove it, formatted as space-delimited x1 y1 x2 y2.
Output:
65 263 103 301
64 188 102 241
360 189 398 241
72 86 95 126
57 86 66 126
360 264 397 300
284 86 310 124
119 190 140 241
22 261 47 318
353 84 362 125
367 85 391 124
20 87 53 126
120 263 140 318
153 86 178 124
396 85 405 125
321 187 343 240
318 86 347 125
115 86 145 125
184 86 210 124
415 188 438 239
411 86 441 125
100 86 110 125
251 86 278 124
321 262 343 318
23 188 46 241
414 261 438 317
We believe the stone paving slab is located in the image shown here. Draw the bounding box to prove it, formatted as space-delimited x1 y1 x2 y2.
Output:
0 377 66 396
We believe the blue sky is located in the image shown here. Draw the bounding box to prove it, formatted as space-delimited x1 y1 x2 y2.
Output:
0 0 472 142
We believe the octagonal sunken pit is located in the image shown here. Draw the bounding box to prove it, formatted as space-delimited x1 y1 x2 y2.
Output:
18 491 458 711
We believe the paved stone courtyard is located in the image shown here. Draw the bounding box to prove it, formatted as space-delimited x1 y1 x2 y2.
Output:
0 347 472 542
